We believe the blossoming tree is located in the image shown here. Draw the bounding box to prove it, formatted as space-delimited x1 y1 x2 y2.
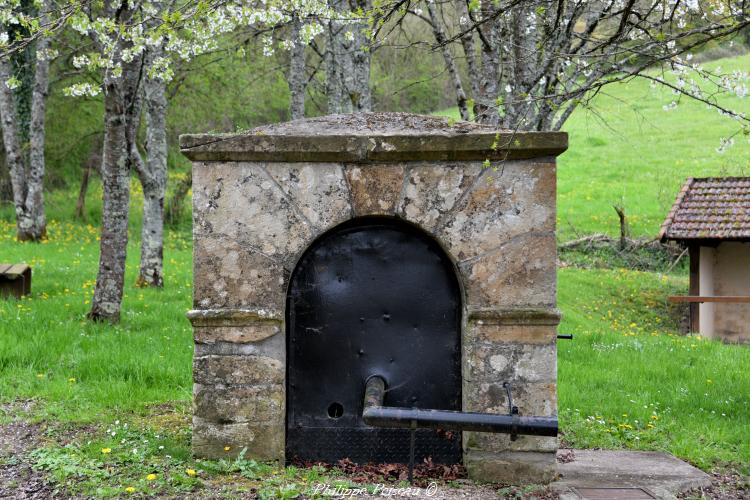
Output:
63 0 333 321
412 0 749 136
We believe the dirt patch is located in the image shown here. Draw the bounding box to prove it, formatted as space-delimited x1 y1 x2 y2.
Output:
678 469 750 499
0 421 56 499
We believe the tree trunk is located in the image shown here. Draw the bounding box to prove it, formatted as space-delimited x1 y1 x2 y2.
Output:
347 0 372 112
0 1 50 242
89 54 144 322
24 14 50 240
475 1 500 125
326 0 372 114
134 50 167 288
75 160 91 220
0 144 11 202
326 5 347 114
287 16 307 120
0 58 27 226
165 169 191 227
455 0 480 117
76 139 101 220
613 204 629 251
427 2 469 121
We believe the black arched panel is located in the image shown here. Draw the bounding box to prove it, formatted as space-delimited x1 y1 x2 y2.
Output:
286 218 462 464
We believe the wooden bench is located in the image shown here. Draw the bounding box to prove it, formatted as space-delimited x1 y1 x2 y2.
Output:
0 264 31 299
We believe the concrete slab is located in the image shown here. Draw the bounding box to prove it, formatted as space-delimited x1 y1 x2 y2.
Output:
554 450 712 500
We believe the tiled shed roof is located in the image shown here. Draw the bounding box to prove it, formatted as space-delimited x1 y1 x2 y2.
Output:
660 177 750 241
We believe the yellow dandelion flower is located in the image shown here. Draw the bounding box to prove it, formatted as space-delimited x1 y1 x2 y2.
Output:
223 446 231 452
101 448 112 454
186 468 197 477
125 487 136 494
68 378 76 383
146 473 157 481
650 415 659 420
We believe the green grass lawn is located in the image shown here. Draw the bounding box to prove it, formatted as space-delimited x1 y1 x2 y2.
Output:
436 52 750 240
558 268 750 471
0 219 193 421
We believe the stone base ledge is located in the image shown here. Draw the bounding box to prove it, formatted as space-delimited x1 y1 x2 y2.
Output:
468 308 561 326
464 450 557 485
186 308 282 327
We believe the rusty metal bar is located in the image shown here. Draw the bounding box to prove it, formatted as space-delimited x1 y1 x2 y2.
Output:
362 376 557 437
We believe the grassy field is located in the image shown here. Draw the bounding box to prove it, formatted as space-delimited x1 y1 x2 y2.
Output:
1 53 749 496
437 52 750 240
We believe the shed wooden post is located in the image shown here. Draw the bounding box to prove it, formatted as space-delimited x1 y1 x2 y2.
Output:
688 245 700 333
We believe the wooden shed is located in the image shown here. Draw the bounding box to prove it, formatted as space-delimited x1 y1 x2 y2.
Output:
660 177 750 342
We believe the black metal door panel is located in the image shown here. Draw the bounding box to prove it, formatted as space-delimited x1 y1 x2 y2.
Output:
286 218 462 464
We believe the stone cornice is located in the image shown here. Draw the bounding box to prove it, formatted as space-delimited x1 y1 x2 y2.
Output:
180 132 568 162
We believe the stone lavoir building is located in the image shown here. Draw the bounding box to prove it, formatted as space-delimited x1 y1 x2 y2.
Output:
180 113 568 483
661 177 750 343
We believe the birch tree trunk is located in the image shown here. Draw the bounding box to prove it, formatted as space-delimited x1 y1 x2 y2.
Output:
347 0 372 112
134 47 167 288
89 53 144 322
25 18 50 240
456 0 480 116
287 16 307 120
325 0 372 114
475 1 500 125
0 1 50 242
325 6 347 114
427 2 469 121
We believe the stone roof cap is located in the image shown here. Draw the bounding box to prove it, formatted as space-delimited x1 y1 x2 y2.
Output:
179 112 568 162
660 177 750 242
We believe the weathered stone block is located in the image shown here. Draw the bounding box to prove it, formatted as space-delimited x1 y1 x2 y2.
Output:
468 322 558 344
464 342 557 386
438 161 556 261
397 163 482 232
193 354 283 386
345 164 405 215
193 237 288 310
193 383 284 424
192 416 284 461
193 161 312 263
265 163 352 232
464 450 557 485
462 378 557 453
193 323 280 344
458 232 556 308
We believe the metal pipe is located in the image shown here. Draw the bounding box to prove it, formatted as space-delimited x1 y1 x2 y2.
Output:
362 376 557 437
